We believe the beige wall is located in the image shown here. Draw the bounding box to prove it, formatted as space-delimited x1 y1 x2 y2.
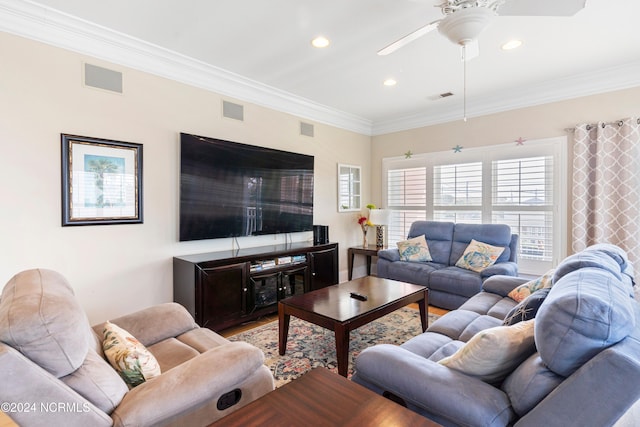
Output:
370 86 640 254
3 29 639 323
0 32 371 323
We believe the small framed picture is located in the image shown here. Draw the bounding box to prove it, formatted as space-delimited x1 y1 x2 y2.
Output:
61 134 143 226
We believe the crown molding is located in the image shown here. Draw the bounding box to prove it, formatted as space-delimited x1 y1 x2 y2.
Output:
372 60 640 135
0 0 373 135
2 0 639 138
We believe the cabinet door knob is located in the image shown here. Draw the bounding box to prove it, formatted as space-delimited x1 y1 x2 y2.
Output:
312 272 316 276
243 288 247 292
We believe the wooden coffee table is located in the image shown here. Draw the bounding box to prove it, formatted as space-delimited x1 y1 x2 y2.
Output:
209 367 441 426
278 276 428 377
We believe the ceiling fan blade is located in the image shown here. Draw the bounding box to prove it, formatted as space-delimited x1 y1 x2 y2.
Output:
498 0 586 16
377 20 440 56
460 40 479 62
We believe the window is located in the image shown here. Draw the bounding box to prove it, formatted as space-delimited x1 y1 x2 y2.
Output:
386 166 427 244
382 137 566 274
492 156 554 271
433 162 483 224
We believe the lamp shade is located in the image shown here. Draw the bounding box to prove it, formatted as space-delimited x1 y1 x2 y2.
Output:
368 209 390 225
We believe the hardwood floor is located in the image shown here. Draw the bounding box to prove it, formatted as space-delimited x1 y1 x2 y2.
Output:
220 313 278 338
219 303 449 338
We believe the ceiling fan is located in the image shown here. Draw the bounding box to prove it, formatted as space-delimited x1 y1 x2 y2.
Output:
378 0 587 59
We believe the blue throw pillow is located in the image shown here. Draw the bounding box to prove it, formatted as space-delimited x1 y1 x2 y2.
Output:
503 288 550 326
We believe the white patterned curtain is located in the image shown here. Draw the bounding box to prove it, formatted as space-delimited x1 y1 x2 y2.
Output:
572 117 640 265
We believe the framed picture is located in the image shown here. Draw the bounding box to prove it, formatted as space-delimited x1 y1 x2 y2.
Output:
61 134 143 226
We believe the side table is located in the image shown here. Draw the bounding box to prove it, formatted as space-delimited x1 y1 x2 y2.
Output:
0 411 17 427
347 245 386 280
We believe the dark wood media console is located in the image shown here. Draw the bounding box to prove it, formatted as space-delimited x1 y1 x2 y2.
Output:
173 242 338 331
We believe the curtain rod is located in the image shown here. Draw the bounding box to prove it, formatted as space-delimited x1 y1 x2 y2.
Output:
565 118 640 132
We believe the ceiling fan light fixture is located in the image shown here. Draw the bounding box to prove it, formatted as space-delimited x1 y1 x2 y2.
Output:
438 7 496 46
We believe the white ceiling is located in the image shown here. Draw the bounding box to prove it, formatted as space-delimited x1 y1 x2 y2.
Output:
3 0 640 135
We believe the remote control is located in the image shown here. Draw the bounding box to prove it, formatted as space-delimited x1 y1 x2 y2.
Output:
350 292 367 301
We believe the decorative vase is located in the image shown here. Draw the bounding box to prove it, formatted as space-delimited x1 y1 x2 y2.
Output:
375 225 384 248
362 228 368 247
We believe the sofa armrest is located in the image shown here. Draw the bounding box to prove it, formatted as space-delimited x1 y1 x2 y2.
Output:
378 248 400 262
353 344 515 426
516 340 640 427
0 343 111 427
93 303 198 347
481 261 519 278
482 275 530 297
111 342 272 427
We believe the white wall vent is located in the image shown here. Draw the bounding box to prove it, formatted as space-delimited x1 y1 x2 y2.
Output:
84 63 123 93
222 100 244 121
300 121 314 137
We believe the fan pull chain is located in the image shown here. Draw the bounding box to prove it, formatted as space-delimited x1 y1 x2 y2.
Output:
463 44 467 122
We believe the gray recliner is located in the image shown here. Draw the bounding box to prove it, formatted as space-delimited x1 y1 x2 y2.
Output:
0 268 274 426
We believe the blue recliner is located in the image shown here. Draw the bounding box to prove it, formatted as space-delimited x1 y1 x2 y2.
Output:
353 244 640 426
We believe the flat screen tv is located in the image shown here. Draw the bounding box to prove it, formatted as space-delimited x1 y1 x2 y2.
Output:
179 133 314 241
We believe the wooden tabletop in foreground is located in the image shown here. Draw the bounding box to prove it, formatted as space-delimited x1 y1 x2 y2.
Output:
209 367 441 426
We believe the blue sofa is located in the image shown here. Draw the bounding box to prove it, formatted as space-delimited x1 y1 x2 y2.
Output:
377 221 519 309
352 244 640 426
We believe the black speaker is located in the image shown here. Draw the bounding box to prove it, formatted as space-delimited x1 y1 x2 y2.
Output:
313 225 329 245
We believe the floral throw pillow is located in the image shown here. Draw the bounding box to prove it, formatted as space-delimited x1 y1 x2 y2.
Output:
507 269 555 303
455 239 505 273
102 321 161 388
397 235 433 262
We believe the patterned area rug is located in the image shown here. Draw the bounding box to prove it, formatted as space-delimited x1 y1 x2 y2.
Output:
228 307 439 388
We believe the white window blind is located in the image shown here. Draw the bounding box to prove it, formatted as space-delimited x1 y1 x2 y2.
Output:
492 156 554 270
387 167 427 244
433 162 483 225
433 162 482 206
382 138 566 275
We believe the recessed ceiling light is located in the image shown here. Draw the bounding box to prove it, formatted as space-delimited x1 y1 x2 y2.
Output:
383 78 397 87
311 36 330 48
501 39 523 51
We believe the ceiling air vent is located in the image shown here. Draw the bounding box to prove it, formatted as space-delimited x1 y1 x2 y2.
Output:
427 92 454 101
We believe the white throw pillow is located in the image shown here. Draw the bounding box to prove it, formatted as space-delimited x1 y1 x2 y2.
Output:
438 319 536 383
455 239 505 272
397 235 433 262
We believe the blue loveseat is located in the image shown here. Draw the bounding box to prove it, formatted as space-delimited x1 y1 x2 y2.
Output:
353 244 640 426
377 221 519 309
